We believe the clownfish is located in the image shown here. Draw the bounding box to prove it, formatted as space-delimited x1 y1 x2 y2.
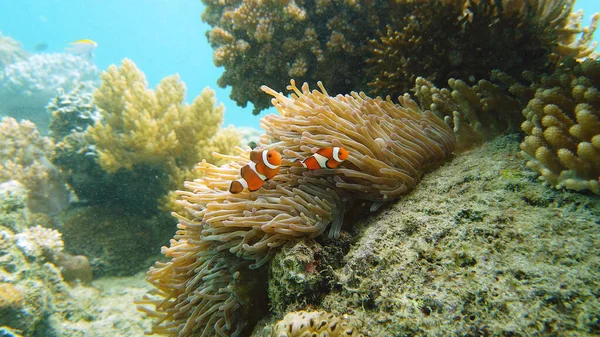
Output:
229 149 282 194
300 146 349 170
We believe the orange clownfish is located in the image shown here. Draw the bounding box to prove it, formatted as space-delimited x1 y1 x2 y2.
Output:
300 146 349 170
229 149 282 194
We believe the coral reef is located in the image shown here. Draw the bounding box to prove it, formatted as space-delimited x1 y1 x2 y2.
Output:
202 0 390 114
0 181 29 233
0 53 99 132
367 0 599 99
14 225 63 258
520 58 600 194
0 117 69 215
256 134 600 336
0 184 152 336
271 311 365 337
414 76 522 152
0 31 29 69
138 80 455 336
47 83 99 140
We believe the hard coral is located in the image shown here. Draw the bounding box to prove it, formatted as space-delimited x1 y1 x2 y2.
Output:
202 0 390 114
415 76 522 152
367 0 598 99
0 53 99 132
0 117 68 215
139 80 455 336
520 58 600 194
272 310 365 337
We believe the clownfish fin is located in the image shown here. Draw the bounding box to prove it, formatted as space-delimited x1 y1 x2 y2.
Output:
229 180 245 194
326 159 338 169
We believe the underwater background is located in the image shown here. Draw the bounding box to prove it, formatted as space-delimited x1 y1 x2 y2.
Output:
0 1 600 337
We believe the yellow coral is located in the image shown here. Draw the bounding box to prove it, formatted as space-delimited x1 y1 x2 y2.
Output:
89 58 236 173
272 311 365 337
520 58 600 194
88 59 240 211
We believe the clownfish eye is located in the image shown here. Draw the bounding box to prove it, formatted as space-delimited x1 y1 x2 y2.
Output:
268 153 272 157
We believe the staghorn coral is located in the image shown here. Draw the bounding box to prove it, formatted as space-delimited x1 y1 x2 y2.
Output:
138 80 455 336
554 10 600 61
271 310 365 337
520 58 600 194
367 0 598 99
0 53 99 132
414 76 523 151
202 0 390 114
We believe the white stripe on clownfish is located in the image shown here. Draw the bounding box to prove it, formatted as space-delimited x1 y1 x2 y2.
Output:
263 150 278 169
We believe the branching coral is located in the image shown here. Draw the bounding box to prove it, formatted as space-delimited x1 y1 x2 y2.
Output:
88 58 236 173
415 76 522 151
272 310 365 337
202 0 390 114
520 58 600 194
367 0 598 99
138 80 455 336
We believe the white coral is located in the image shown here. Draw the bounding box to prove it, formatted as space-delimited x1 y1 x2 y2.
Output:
0 53 99 131
15 226 63 258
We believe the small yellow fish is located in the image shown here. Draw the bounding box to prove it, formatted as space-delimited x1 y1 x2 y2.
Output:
66 39 97 57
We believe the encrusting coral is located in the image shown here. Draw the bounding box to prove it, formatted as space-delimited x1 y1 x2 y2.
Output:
138 80 455 336
367 0 599 99
520 58 600 194
271 310 365 337
202 0 390 114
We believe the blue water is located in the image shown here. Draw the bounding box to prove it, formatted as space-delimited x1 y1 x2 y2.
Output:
1 0 598 129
